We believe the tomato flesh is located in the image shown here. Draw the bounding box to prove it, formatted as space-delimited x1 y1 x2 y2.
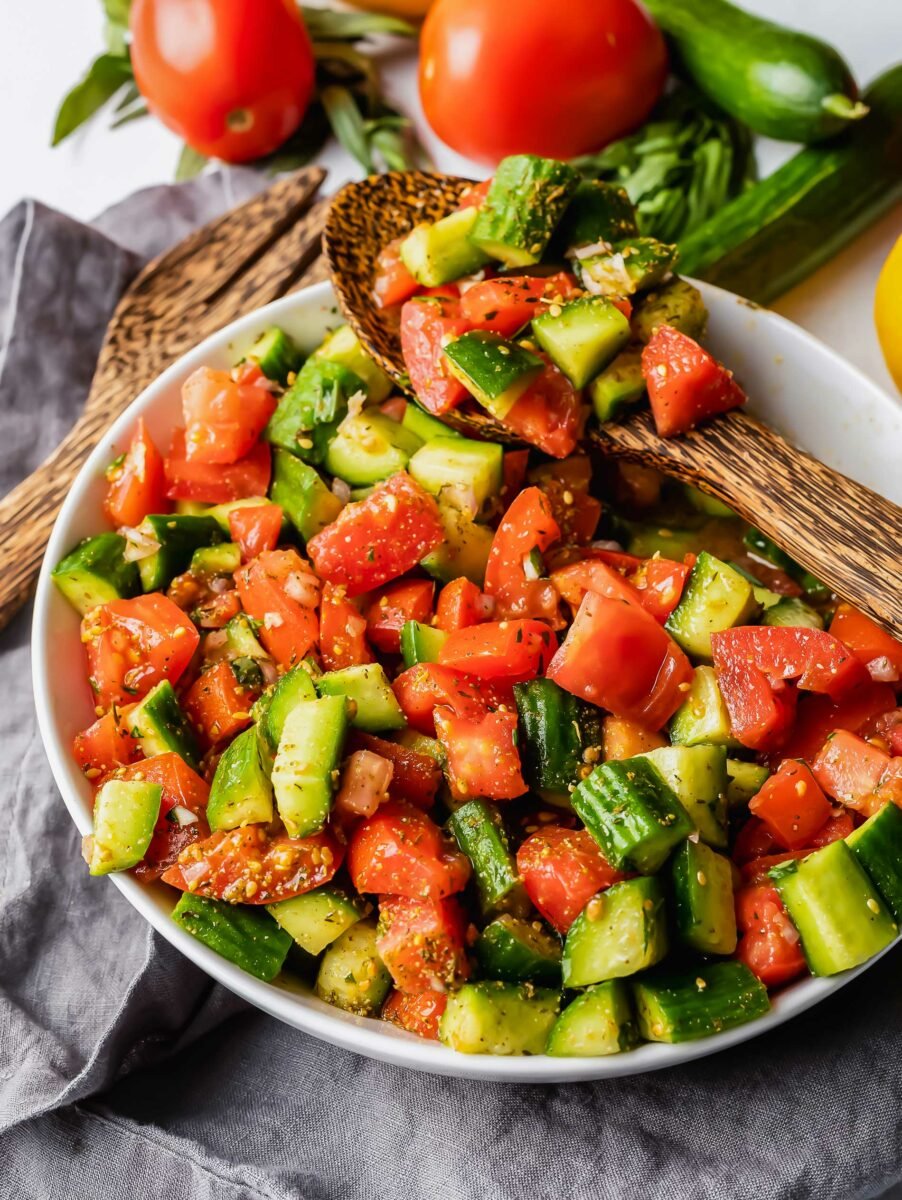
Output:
382 989 447 1040
434 707 527 800
365 579 435 655
812 729 902 817
104 418 169 528
318 582 373 671
347 802 471 899
829 602 902 683
748 760 831 850
377 894 470 991
485 486 561 624
235 548 319 670
348 731 442 810
734 883 806 989
642 325 746 437
229 503 283 562
392 662 497 735
118 753 210 881
73 709 141 778
182 363 276 464
374 238 420 309
438 618 556 682
460 273 580 338
183 660 256 747
400 296 472 415
500 360 583 459
435 577 493 632
517 826 626 934
165 428 271 503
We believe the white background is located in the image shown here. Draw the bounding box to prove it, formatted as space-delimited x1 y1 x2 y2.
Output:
0 0 899 391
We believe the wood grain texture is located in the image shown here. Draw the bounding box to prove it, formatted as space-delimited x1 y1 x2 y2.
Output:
325 169 902 635
0 167 328 632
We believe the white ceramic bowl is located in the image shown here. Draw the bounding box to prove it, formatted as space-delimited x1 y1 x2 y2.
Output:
33 279 902 1083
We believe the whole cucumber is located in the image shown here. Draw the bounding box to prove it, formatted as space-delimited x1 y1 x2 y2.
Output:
643 0 866 143
678 66 902 304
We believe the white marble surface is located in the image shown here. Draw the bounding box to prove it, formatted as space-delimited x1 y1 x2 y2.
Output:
1 0 899 392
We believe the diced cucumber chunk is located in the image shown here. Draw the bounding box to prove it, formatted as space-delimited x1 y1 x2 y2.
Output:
88 779 162 875
669 666 740 748
443 331 543 419
402 403 462 443
638 744 728 849
313 324 392 403
671 839 737 955
400 619 448 668
631 278 708 343
270 448 343 543
634 961 769 1043
471 155 579 267
761 597 824 630
271 695 348 837
572 756 693 874
246 325 302 385
206 726 274 831
408 436 503 510
132 514 223 592
514 677 602 799
623 522 701 560
255 663 318 753
395 727 445 765
552 179 638 253
448 799 530 919
683 484 734 519
400 206 490 287
770 841 898 976
847 803 902 921
129 681 201 770
268 886 366 956
172 893 291 982
324 411 422 486
52 533 139 614
474 914 562 986
190 542 242 577
316 663 405 733
546 980 638 1057
532 296 630 388
563 876 667 987
589 345 646 423
421 501 494 587
665 551 759 660
315 920 391 1015
204 613 270 672
577 238 678 296
726 759 771 809
439 981 561 1055
266 359 364 463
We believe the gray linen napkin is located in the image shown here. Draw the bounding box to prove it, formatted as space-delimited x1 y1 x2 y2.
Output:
1 177 901 1200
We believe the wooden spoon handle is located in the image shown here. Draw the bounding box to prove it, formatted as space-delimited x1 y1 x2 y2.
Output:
593 408 902 634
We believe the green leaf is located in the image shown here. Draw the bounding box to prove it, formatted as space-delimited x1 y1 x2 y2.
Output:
301 7 416 41
321 85 373 173
175 143 208 182
101 0 132 54
52 53 133 145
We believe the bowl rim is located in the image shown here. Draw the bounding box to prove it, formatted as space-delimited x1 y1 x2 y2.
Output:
32 277 901 1084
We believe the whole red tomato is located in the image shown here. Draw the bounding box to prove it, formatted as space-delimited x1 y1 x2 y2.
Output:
419 0 668 165
130 0 315 162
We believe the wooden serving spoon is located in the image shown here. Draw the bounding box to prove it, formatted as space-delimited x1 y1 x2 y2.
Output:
324 170 902 636
0 166 330 633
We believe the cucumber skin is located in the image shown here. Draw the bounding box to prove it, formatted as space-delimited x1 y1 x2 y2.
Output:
644 0 862 143
172 893 292 982
679 67 902 304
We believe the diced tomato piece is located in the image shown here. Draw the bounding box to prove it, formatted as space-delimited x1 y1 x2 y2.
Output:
548 593 692 730
374 237 420 309
812 729 902 817
377 894 470 991
748 760 831 850
229 503 283 562
739 850 811 885
380 396 408 423
382 989 447 1039
317 582 373 672
734 883 806 989
780 682 897 763
183 660 256 747
812 808 856 845
164 429 271 503
484 486 562 624
181 362 276 465
347 802 471 899
392 662 501 735
435 577 493 633
364 579 435 654
73 709 141 779
348 731 442 809
82 593 200 708
529 457 601 546
333 749 394 821
118 753 210 881
501 449 530 506
550 557 641 612
601 715 666 761
517 826 626 935
400 296 472 415
859 707 902 756
307 473 444 598
460 272 580 338
191 588 242 630
104 418 169 528
633 556 692 624
642 325 746 438
434 707 527 800
829 602 902 684
712 626 869 752
162 825 343 902
438 619 557 683
501 360 583 458
456 178 491 209
732 815 779 865
234 548 319 670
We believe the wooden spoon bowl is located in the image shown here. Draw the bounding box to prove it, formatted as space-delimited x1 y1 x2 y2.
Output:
324 170 902 635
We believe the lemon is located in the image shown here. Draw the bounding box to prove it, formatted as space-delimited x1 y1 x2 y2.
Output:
874 233 902 392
